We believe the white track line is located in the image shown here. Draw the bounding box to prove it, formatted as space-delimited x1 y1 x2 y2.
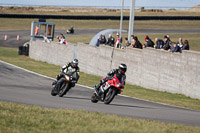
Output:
0 60 196 110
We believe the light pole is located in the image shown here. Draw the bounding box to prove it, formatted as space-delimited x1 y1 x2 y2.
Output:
119 0 124 48
128 0 135 43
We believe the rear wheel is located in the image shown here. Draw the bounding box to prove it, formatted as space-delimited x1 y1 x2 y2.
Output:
58 82 70 97
91 93 98 103
104 89 116 104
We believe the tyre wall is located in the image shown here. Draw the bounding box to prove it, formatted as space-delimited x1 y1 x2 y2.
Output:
29 40 200 99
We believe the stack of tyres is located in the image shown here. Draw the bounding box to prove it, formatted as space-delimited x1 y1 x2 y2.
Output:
18 46 29 56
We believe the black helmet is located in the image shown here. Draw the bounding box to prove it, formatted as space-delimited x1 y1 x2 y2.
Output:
119 63 127 74
71 58 78 68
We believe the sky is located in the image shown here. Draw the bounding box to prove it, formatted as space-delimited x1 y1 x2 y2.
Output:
0 0 200 9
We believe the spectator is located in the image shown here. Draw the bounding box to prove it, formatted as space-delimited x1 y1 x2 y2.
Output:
171 42 182 53
133 36 142 49
67 26 74 34
125 37 130 47
96 35 106 46
130 35 135 48
106 34 115 47
115 33 121 48
57 33 67 45
155 38 164 49
177 38 184 49
100 35 107 45
96 36 102 47
182 40 190 50
144 35 154 48
167 41 173 52
163 35 171 51
60 37 67 45
35 25 39 35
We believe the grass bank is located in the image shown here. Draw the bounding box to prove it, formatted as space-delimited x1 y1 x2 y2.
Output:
1 18 200 31
0 46 200 111
1 101 200 133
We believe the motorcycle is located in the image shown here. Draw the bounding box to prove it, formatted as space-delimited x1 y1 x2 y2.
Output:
51 70 76 97
91 74 125 104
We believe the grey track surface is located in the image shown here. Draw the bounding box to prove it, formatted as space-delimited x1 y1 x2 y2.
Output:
1 29 200 48
0 61 200 126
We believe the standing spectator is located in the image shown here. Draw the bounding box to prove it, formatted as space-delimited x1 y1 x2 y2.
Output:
177 38 184 49
35 25 39 35
144 35 154 48
106 34 115 47
182 40 190 50
115 33 121 48
155 38 164 49
163 35 171 51
133 36 142 49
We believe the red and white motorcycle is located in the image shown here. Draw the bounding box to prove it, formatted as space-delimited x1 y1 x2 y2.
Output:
91 74 125 104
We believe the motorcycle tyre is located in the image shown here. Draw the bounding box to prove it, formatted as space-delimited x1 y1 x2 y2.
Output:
51 89 57 96
91 93 98 103
51 81 58 96
58 82 69 97
104 89 116 104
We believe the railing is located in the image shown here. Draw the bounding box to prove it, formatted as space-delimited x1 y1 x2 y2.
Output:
1 14 200 20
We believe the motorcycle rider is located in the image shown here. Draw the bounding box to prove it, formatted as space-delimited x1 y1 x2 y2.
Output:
95 63 127 95
53 58 80 90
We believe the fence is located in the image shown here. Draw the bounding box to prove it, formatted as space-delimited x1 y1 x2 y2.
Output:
29 40 200 99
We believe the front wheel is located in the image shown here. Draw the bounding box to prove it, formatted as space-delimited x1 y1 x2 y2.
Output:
58 82 70 97
51 81 58 96
104 89 117 104
51 89 57 96
91 93 98 103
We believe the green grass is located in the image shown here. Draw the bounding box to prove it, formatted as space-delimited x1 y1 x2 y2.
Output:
1 18 200 31
0 46 200 111
1 101 200 133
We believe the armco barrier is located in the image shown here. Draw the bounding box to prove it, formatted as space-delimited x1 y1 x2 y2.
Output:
29 40 200 99
1 14 200 20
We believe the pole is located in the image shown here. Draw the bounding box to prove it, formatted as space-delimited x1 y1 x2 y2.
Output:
128 0 135 43
119 0 124 48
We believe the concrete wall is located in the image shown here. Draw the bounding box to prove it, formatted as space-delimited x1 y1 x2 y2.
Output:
29 40 200 99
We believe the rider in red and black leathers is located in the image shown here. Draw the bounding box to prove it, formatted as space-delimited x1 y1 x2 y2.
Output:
95 64 127 95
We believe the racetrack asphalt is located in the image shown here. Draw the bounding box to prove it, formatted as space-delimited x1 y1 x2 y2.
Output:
0 60 200 126
1 29 200 48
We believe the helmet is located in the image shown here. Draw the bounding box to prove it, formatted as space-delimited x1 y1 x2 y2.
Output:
118 63 127 74
71 58 78 68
